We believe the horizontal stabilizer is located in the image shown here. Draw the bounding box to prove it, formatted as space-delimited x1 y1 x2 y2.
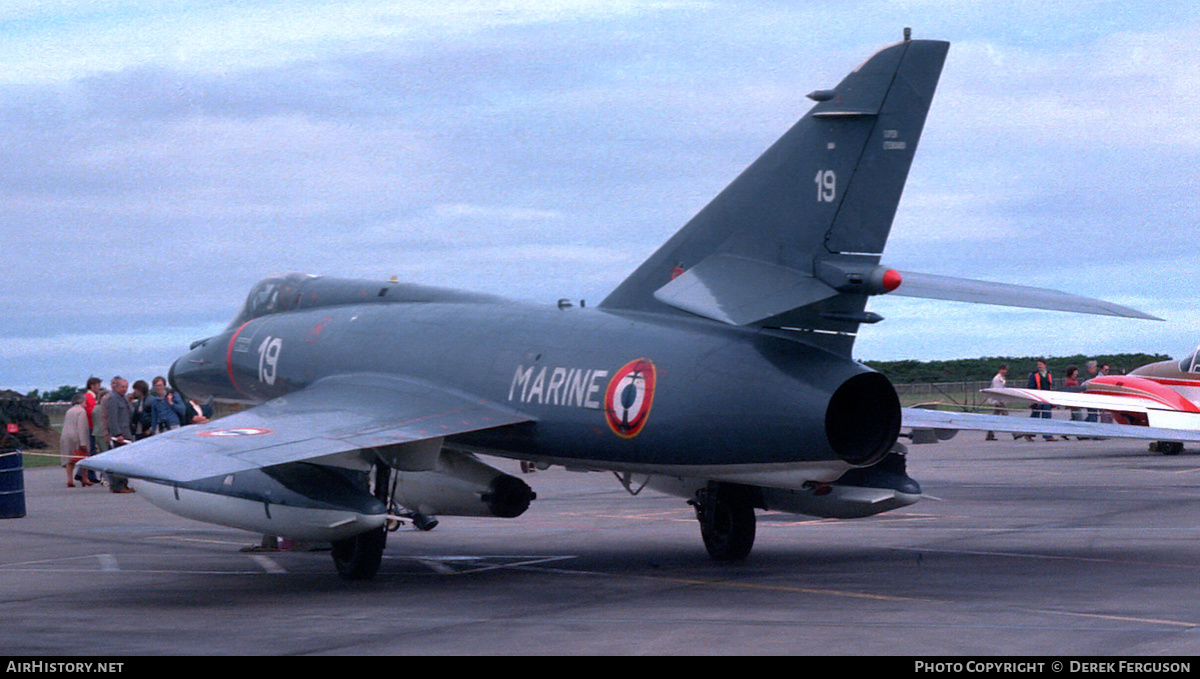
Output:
889 271 1161 320
652 254 836 325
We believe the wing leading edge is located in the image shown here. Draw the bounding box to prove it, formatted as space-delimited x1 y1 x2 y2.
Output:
81 373 534 484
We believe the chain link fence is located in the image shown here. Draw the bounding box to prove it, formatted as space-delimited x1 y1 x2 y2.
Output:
893 381 993 410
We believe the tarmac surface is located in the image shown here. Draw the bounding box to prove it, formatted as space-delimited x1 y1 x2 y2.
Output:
3 433 1200 656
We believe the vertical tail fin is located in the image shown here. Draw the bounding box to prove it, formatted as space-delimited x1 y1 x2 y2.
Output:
599 37 948 353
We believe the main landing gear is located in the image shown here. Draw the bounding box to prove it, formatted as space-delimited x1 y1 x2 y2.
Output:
331 464 392 581
690 482 759 561
331 526 387 580
1153 441 1184 456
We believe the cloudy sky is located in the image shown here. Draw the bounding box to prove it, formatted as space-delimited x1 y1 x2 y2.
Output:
3 1 1198 393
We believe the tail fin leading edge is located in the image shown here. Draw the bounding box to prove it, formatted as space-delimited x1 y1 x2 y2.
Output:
599 37 950 351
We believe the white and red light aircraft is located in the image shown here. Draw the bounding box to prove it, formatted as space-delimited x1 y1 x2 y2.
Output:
979 349 1200 454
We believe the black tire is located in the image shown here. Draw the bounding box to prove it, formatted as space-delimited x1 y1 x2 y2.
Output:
697 489 756 562
331 527 387 580
1158 441 1184 456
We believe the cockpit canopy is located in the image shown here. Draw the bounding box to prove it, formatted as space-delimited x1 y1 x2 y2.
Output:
1178 346 1200 374
227 273 315 329
226 272 511 329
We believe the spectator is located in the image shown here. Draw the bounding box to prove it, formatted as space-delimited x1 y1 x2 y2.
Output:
61 393 92 488
1026 359 1056 441
103 376 135 493
148 376 185 433
985 363 1008 441
129 380 152 440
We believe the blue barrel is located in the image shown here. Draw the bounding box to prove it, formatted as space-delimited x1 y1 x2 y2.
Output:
0 452 26 519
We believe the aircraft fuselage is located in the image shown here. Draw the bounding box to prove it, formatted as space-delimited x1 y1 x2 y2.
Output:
169 279 901 486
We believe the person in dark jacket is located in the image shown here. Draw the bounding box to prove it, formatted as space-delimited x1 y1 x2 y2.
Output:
129 380 152 440
1026 359 1056 441
103 376 135 493
147 376 185 433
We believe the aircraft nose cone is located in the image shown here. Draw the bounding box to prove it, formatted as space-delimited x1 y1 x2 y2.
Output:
167 351 196 397
169 336 223 400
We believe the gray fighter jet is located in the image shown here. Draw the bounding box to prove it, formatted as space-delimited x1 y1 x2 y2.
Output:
82 33 1156 579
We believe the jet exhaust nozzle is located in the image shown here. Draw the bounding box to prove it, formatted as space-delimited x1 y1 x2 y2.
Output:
825 372 901 467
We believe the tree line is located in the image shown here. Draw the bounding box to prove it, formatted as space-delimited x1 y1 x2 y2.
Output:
23 385 85 402
861 353 1172 384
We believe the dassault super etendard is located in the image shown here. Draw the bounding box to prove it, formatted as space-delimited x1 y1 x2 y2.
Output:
84 33 1158 579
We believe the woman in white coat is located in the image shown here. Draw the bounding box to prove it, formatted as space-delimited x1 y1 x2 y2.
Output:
60 393 92 487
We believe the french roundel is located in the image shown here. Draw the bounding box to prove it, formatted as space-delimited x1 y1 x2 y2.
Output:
604 359 656 438
198 427 274 437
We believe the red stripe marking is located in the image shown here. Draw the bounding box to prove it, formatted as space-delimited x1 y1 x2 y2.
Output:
1087 389 1176 408
1088 375 1200 412
226 321 251 398
1141 377 1200 388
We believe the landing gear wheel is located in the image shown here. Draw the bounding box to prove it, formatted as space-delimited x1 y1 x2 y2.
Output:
1157 441 1184 456
331 526 387 580
331 463 392 580
693 484 756 562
